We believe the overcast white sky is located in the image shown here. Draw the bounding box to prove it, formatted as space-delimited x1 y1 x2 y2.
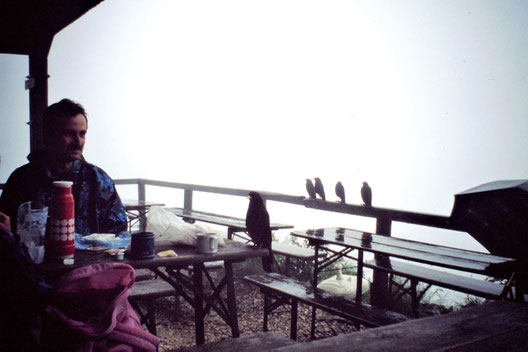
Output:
1 0 527 250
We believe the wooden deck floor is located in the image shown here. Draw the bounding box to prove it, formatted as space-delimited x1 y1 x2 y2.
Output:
278 300 528 351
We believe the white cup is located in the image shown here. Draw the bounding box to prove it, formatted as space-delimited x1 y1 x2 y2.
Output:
196 233 218 254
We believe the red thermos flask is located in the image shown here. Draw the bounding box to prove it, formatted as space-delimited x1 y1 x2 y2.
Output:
47 181 75 259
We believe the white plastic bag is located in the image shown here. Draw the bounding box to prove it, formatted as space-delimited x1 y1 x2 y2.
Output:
146 206 224 246
17 201 48 264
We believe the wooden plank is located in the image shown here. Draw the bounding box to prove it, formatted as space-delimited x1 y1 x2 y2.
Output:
272 242 322 260
364 259 512 300
278 300 528 351
167 207 294 231
366 259 528 302
339 227 512 264
230 233 324 261
130 279 176 300
174 331 299 352
122 199 165 211
40 240 268 273
292 228 517 277
231 234 322 260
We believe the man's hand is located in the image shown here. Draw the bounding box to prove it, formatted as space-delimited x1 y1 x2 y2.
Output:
0 211 11 232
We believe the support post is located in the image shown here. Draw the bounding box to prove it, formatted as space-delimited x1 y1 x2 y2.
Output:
371 216 392 307
138 180 146 231
184 189 193 211
28 52 49 152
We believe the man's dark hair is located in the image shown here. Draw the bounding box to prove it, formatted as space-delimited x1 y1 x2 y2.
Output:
42 99 88 138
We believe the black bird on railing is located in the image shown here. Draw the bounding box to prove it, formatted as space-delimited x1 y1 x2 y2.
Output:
306 179 317 199
361 182 372 207
314 177 326 201
335 181 345 203
246 191 273 272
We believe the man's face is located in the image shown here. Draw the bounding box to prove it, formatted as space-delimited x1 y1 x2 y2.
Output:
46 113 87 163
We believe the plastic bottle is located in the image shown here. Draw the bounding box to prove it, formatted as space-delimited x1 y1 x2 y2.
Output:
46 181 75 259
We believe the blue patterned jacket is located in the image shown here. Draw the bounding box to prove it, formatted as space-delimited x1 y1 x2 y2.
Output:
0 150 127 236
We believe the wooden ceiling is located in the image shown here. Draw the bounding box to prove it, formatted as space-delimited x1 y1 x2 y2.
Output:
0 0 104 56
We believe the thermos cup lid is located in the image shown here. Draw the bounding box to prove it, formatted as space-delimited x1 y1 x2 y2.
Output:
53 181 73 187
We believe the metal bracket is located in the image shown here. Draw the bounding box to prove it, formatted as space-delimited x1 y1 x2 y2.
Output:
25 76 35 90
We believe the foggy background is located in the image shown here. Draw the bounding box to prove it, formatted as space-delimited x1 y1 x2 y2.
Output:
1 0 527 252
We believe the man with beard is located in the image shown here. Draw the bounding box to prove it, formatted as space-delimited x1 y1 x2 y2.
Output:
0 99 127 236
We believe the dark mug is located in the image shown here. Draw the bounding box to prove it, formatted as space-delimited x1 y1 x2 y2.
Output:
130 231 155 259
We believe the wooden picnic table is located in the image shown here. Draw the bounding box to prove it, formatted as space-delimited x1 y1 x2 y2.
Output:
291 227 524 304
40 239 268 345
166 207 293 239
122 199 165 232
165 207 319 274
279 300 528 351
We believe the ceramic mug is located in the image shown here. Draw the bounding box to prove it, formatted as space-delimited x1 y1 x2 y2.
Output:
196 233 218 254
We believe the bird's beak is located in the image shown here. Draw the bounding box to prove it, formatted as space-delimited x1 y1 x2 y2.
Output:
248 195 252 199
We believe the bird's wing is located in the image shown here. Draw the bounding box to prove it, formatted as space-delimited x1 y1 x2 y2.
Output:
246 206 271 235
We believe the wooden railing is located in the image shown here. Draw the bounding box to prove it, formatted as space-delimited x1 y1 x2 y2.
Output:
1 177 465 234
113 178 469 307
113 178 464 233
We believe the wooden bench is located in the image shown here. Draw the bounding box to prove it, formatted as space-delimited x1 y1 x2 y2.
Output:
122 199 165 232
230 233 326 274
130 279 177 335
276 300 528 351
244 272 409 340
272 241 321 260
173 331 300 352
129 262 225 335
364 258 521 315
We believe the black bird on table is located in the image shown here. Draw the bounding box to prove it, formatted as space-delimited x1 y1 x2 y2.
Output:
306 179 317 199
335 181 346 203
246 191 273 272
361 182 372 207
314 177 326 201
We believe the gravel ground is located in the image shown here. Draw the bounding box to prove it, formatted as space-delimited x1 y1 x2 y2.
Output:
143 273 358 352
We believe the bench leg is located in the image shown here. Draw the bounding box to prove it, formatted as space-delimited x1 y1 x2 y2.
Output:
388 273 394 298
173 294 181 321
284 257 291 276
310 306 317 340
290 299 298 340
130 299 158 336
410 279 418 318
263 294 270 332
193 264 205 345
225 261 240 338
146 300 157 336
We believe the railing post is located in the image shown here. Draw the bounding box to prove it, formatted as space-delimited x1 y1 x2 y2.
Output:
371 216 392 307
138 180 146 231
184 189 193 212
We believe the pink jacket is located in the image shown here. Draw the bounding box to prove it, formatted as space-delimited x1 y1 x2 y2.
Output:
43 263 160 352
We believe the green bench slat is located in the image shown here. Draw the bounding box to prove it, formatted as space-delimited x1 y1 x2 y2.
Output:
244 272 409 329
